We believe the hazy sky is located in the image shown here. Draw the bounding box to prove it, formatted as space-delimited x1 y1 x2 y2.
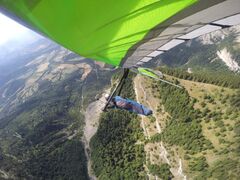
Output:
0 13 31 45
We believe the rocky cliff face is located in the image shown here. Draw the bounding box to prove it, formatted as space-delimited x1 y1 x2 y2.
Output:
198 25 240 45
147 25 240 75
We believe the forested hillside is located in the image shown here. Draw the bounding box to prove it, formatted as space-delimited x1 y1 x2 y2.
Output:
90 73 146 179
89 65 240 179
131 27 240 179
0 38 114 179
158 67 240 89
140 73 239 179
0 70 88 179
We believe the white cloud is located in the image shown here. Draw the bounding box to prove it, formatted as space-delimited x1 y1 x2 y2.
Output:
0 13 30 45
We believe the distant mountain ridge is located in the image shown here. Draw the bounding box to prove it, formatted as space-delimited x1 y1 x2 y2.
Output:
147 25 240 74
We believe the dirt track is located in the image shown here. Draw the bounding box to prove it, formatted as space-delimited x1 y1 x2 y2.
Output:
83 90 109 180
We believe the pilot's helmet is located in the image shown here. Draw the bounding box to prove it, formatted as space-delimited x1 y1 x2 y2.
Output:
105 94 110 100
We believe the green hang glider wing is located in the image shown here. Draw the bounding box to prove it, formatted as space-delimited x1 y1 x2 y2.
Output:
0 0 197 66
136 67 162 80
131 67 182 88
0 0 239 67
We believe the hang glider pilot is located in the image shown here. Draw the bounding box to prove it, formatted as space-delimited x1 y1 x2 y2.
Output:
105 94 152 116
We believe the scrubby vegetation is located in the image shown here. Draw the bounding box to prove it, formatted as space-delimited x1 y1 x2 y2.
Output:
148 164 173 180
149 69 239 178
195 158 240 179
229 90 240 111
158 67 240 89
189 156 208 172
150 81 210 154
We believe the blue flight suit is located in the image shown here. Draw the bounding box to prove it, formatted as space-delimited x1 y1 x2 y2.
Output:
111 96 152 116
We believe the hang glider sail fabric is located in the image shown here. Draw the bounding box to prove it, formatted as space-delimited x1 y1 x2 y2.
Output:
0 0 240 68
123 0 240 67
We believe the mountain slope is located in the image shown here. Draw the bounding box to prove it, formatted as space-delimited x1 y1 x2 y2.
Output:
134 74 239 179
90 73 146 179
139 26 240 178
0 38 114 179
88 69 239 179
0 22 240 180
147 25 240 75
